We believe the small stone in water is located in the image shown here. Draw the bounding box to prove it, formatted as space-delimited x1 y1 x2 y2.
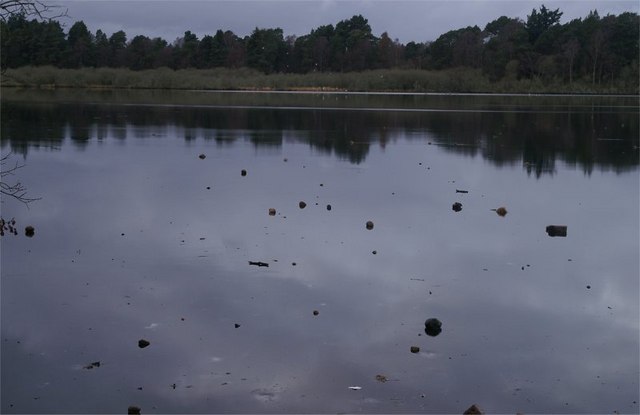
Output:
299 201 307 209
410 346 420 353
198 154 206 159
366 221 374 230
326 204 332 211
268 208 276 216
452 202 462 212
313 310 319 316
495 207 508 216
241 169 247 176
25 226 35 237
138 339 150 349
463 404 483 414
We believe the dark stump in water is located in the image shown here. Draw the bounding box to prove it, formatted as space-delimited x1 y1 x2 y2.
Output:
546 225 567 237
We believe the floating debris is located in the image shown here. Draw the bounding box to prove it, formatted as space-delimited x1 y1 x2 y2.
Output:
456 189 469 193
366 221 374 230
326 204 332 211
241 169 247 176
546 225 567 237
463 404 483 414
424 318 442 337
375 374 388 383
25 226 35 237
138 339 150 349
372 250 377 255
128 406 141 415
348 386 362 391
0 217 18 236
249 261 269 267
410 346 420 353
198 154 206 159
452 202 462 212
313 310 319 316
491 207 508 217
268 208 276 216
299 201 307 209
234 323 241 328
83 361 101 369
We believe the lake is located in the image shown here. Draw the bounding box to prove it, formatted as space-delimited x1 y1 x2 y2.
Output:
1 89 638 414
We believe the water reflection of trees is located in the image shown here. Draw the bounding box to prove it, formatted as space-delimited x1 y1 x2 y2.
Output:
1 100 637 175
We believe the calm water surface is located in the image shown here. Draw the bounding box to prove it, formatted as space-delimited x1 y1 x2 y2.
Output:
1 90 638 414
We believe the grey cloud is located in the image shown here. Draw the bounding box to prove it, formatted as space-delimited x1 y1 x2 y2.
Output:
57 0 638 43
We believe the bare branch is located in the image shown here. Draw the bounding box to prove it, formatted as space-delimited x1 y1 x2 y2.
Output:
0 153 40 206
0 0 67 22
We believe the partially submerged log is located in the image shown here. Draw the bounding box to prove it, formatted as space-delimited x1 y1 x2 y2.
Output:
249 261 269 267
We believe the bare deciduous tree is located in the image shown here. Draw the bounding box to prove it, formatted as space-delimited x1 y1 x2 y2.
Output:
1 153 40 205
0 0 66 21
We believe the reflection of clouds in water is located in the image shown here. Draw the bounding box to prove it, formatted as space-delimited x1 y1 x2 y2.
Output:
2 127 637 413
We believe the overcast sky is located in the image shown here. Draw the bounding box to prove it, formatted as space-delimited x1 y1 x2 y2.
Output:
54 0 639 44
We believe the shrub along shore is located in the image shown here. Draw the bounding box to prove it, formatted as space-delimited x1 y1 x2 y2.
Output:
1 66 637 94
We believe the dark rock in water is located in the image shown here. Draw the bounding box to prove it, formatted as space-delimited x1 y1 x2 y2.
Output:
198 154 206 159
313 310 319 316
25 226 35 237
546 225 567 237
234 323 241 328
128 406 141 415
138 339 150 349
410 346 420 353
366 221 374 230
326 204 332 211
268 208 276 216
372 250 377 255
424 318 442 337
299 201 307 209
241 169 247 176
493 207 508 217
452 202 462 212
463 404 483 414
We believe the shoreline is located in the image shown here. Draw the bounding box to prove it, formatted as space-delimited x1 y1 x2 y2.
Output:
2 66 637 96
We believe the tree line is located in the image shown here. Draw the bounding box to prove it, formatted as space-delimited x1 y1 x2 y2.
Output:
1 5 638 86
